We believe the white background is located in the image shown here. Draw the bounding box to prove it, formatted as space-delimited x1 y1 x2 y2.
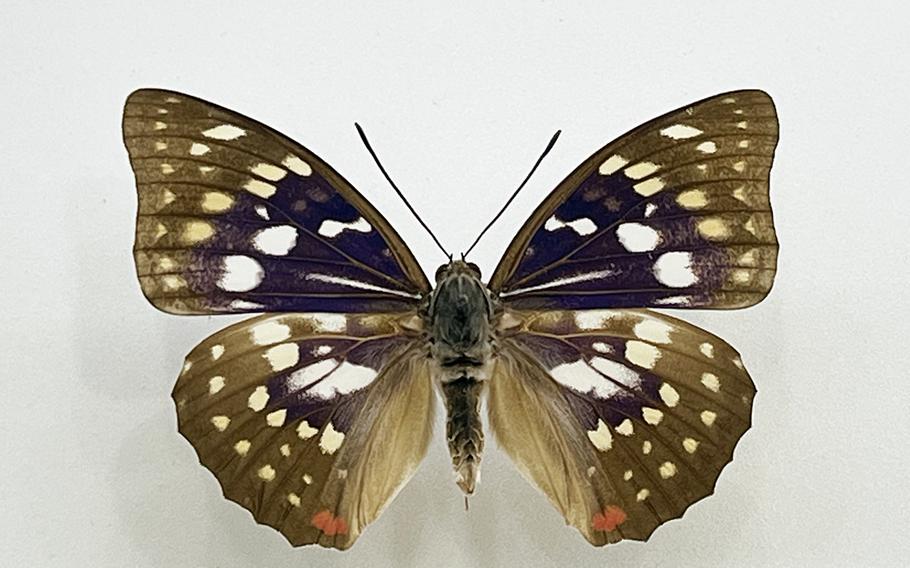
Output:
2 2 908 566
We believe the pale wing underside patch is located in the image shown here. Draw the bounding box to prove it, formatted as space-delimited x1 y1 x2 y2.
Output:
490 308 755 545
123 89 428 315
172 311 434 549
490 90 779 310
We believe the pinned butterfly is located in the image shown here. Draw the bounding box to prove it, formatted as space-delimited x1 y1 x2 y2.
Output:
123 89 778 549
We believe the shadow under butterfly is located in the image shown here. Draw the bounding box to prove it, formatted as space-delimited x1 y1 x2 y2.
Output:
122 88 778 549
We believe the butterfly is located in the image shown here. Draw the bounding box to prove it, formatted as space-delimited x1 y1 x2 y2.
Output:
123 88 778 549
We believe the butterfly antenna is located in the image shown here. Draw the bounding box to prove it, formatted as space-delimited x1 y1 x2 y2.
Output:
463 130 561 257
355 123 451 259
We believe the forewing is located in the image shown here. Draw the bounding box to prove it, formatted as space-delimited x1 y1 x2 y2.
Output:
490 90 778 310
489 308 754 545
173 312 435 549
123 89 429 315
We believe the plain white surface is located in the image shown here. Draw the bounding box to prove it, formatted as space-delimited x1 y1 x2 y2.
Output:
2 2 908 566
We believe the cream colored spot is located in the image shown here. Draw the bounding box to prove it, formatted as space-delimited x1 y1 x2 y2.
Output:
182 220 214 244
154 141 167 151
251 162 287 181
266 409 287 427
202 124 246 140
157 108 168 115
633 178 665 196
211 415 230 431
683 438 700 453
283 154 313 176
598 154 629 175
189 142 210 156
297 420 318 439
264 343 300 372
234 439 251 456
154 121 167 130
211 344 224 360
257 464 276 482
198 166 214 174
642 407 664 425
208 376 225 395
744 217 758 236
696 141 717 154
733 357 744 369
623 470 633 481
201 191 233 213
733 160 747 173
701 372 721 392
732 269 752 283
637 488 650 501
302 473 313 484
181 360 192 375
659 461 678 479
625 340 661 369
625 161 660 180
587 466 596 477
659 383 680 407
697 218 731 240
701 410 718 427
247 386 269 412
252 225 298 256
160 163 175 174
280 443 291 457
697 163 708 172
734 109 744 114
160 189 176 206
288 493 301 507
251 321 292 346
157 257 175 271
243 179 277 198
677 189 708 209
616 419 634 436
319 422 345 454
660 124 703 139
164 96 180 103
736 121 748 129
642 440 652 454
633 318 673 344
732 185 748 203
700 342 715 358
722 97 736 104
738 139 750 148
586 419 613 451
592 342 611 353
160 275 184 290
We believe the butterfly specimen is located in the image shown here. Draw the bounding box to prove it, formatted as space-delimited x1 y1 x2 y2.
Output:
123 88 778 549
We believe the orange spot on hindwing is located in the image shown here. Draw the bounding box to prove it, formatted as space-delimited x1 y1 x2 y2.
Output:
312 509 349 536
592 505 628 532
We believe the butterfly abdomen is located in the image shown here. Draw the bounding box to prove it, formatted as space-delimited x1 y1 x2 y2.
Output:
442 376 485 494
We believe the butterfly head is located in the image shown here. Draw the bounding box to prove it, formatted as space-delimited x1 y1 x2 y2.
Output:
434 259 482 283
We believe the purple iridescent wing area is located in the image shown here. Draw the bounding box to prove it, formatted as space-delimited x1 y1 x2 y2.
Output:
172 312 435 549
489 90 778 310
489 308 754 545
123 89 429 315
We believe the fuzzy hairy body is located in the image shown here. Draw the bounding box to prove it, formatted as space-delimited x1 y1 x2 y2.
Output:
426 261 497 494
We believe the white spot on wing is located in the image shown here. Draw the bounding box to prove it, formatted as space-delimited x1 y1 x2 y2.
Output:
587 419 613 451
500 269 614 297
218 255 264 292
653 252 698 287
208 376 225 394
189 143 210 156
210 415 230 431
266 409 287 427
624 162 660 179
297 420 318 439
250 162 287 181
544 216 597 236
574 310 620 330
305 273 420 298
252 225 298 256
243 179 277 198
696 141 717 153
659 382 680 407
247 386 269 411
318 217 372 238
616 222 660 252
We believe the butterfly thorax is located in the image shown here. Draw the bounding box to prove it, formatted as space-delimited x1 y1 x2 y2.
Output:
427 260 497 494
